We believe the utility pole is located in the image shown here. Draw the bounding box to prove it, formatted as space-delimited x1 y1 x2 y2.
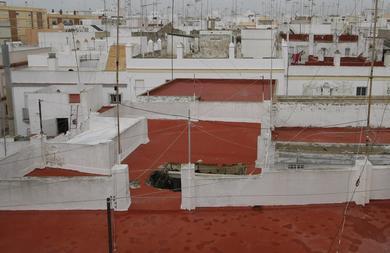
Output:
200 0 203 30
366 0 379 130
38 99 43 135
171 0 174 81
188 109 191 166
38 99 46 168
336 0 340 16
2 42 14 136
2 100 6 156
115 0 122 162
106 197 113 253
103 0 109 53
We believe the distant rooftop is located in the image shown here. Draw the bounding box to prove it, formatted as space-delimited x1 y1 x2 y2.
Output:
142 79 276 102
66 116 142 145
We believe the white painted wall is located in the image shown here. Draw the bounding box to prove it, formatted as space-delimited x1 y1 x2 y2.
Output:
38 32 98 52
27 92 73 136
102 102 269 124
0 142 42 179
288 24 332 34
0 47 51 66
166 34 194 57
0 164 130 211
11 70 130 136
46 117 148 174
181 159 390 209
0 139 29 159
274 102 390 128
241 29 274 58
286 65 390 97
45 141 116 175
126 58 285 97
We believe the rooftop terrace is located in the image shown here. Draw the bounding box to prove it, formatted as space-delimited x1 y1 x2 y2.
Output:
142 79 276 102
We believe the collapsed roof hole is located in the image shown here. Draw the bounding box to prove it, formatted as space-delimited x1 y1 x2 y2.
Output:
148 162 248 191
149 170 181 192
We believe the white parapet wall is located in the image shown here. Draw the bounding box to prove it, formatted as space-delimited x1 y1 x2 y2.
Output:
180 159 390 209
0 142 43 179
0 164 130 211
46 116 149 174
274 102 390 128
0 139 30 160
45 141 116 175
102 102 269 124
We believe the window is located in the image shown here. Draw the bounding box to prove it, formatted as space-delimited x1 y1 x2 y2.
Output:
110 94 122 104
356 87 367 96
345 48 351 56
288 164 304 170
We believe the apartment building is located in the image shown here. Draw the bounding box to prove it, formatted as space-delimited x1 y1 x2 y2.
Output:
0 2 47 43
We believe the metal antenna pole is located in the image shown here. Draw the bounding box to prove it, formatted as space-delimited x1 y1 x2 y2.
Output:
2 101 6 156
366 0 379 130
188 109 191 166
116 0 122 161
104 0 109 53
38 99 43 135
2 42 14 136
337 0 340 16
200 0 203 30
171 0 175 80
38 99 46 167
106 197 113 253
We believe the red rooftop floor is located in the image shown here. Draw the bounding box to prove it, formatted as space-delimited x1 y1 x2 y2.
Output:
1 120 390 252
0 201 389 252
143 79 276 102
25 167 104 177
123 119 261 210
274 127 390 144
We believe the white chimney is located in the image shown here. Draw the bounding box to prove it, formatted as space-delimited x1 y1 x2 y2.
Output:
384 52 390 67
64 45 71 54
334 50 341 66
319 49 325 62
47 53 57 70
229 42 235 60
309 33 314 55
176 42 183 59
126 43 134 58
157 38 162 51
147 39 153 53
282 39 288 71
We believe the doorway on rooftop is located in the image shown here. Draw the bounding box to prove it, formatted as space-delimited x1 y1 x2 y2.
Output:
56 118 69 135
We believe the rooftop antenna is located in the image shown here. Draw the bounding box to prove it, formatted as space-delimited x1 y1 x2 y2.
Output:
71 31 82 89
170 0 174 80
200 0 203 30
126 0 132 20
366 0 379 129
103 0 109 53
115 0 122 160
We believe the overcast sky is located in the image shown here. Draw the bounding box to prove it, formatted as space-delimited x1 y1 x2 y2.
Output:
5 0 390 16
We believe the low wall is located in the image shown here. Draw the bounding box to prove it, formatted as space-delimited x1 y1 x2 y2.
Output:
0 143 42 179
114 117 149 161
45 141 116 175
0 140 30 159
103 102 269 123
0 164 130 211
45 118 148 174
181 160 390 209
274 102 390 127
